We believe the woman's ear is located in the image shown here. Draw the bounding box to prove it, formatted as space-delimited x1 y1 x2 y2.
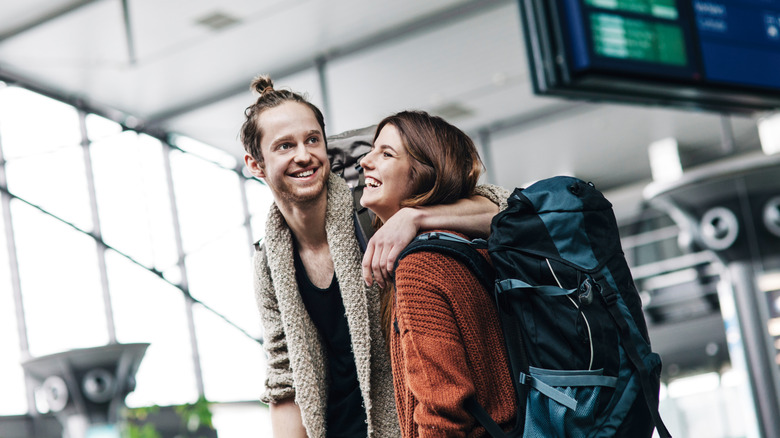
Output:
244 154 265 179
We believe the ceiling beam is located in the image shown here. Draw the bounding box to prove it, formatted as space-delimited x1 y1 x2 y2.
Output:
0 66 162 137
146 0 513 124
0 0 104 42
480 101 597 134
121 0 137 65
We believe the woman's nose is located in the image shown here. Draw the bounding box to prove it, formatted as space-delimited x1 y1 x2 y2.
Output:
359 151 374 169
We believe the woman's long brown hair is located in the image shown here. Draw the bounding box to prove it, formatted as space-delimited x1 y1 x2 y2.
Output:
373 110 484 347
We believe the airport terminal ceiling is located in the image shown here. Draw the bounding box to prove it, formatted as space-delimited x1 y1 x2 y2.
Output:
0 0 768 195
0 0 775 338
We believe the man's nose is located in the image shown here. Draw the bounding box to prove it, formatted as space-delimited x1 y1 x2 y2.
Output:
293 144 311 161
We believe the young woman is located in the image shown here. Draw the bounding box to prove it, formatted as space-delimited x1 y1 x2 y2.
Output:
359 111 516 438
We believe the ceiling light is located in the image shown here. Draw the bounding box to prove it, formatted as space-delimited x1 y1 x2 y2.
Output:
196 11 241 31
492 72 508 86
431 102 474 120
648 137 683 183
758 271 780 292
759 112 780 155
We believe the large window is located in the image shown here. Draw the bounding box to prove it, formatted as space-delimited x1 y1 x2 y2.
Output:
0 84 271 433
12 202 109 356
107 250 199 407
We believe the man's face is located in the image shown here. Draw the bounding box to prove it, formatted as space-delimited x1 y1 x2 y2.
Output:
244 101 329 206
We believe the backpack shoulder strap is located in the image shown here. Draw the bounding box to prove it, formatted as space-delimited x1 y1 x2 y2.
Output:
396 232 494 291
601 287 672 438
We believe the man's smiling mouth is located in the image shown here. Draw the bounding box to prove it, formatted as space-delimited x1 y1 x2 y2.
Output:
292 169 315 178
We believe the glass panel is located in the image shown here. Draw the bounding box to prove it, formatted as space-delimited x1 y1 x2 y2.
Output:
85 113 123 142
91 131 178 272
172 135 238 170
106 250 198 407
0 87 92 232
5 145 92 232
0 87 82 160
0 197 27 415
169 150 245 254
185 226 260 338
245 178 275 244
659 370 756 437
11 200 108 357
193 305 265 403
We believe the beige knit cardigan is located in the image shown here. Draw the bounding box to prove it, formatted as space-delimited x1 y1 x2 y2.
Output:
253 172 509 438
254 173 399 438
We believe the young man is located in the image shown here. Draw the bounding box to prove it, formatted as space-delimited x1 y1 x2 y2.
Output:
241 76 508 437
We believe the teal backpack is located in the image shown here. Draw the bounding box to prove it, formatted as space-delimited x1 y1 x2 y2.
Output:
397 176 671 438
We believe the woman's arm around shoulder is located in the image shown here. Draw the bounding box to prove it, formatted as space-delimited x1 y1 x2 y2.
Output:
362 184 511 287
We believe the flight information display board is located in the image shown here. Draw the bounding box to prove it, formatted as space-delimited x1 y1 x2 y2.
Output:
519 0 780 112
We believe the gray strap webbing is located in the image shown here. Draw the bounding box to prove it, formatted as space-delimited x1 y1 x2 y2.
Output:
520 373 578 411
496 278 576 296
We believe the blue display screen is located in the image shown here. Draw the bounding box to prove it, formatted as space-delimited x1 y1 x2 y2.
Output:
559 0 780 92
695 0 780 89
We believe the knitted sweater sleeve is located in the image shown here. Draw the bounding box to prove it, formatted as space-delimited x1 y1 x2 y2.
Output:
395 253 477 438
254 247 295 404
473 183 511 212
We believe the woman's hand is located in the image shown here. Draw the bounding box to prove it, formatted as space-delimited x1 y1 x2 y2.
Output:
362 207 421 287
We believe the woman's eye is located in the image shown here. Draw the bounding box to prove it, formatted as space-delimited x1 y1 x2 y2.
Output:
383 151 392 158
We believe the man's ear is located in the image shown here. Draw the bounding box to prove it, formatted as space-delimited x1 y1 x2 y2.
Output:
244 154 265 179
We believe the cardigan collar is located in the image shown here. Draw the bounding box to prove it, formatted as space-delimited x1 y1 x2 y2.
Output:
263 173 378 435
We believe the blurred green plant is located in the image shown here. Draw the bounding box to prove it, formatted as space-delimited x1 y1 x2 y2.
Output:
174 396 214 434
121 405 161 438
121 396 213 438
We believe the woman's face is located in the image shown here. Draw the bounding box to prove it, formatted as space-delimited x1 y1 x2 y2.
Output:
359 124 416 223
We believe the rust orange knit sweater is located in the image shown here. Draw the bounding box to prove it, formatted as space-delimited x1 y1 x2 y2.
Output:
390 232 517 438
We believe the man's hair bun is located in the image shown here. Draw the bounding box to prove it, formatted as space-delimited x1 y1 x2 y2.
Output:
251 75 274 95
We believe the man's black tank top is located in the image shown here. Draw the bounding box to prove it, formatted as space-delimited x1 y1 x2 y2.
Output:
294 248 368 437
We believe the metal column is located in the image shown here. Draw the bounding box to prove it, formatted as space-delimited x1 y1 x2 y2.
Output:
645 152 780 438
78 109 117 343
160 140 205 397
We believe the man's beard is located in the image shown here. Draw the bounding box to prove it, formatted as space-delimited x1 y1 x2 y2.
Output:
274 167 329 206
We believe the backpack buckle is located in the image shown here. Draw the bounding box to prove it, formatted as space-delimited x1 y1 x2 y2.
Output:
578 279 594 306
419 232 439 241
518 372 529 386
601 284 618 306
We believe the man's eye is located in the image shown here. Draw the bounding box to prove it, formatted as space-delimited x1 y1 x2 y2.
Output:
278 143 292 150
306 136 319 144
